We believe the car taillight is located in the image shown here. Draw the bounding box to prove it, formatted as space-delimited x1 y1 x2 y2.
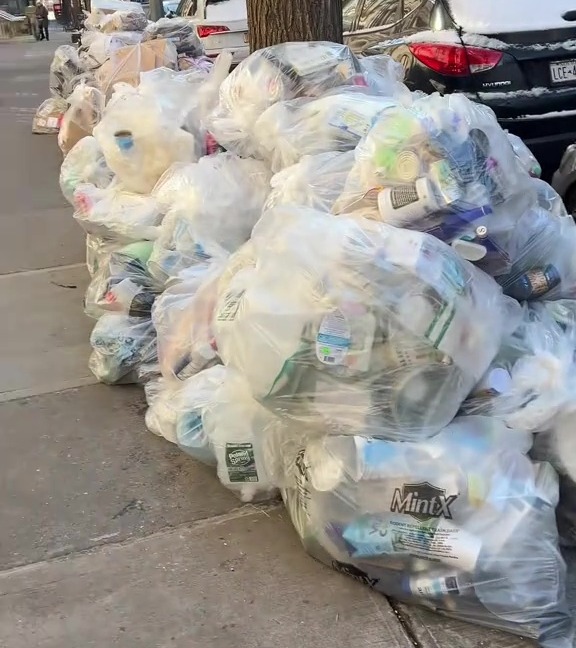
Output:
408 43 503 76
197 25 230 38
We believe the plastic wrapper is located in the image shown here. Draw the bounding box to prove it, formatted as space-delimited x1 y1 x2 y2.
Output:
265 151 356 213
142 17 203 58
255 89 397 172
85 241 161 319
213 205 520 440
152 263 222 380
208 42 368 158
32 97 67 134
73 183 162 242
59 136 113 205
50 46 91 100
147 154 271 284
93 91 199 194
95 39 178 98
282 416 572 648
89 313 157 384
58 84 105 156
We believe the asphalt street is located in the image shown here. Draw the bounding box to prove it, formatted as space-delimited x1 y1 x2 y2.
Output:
0 27 571 648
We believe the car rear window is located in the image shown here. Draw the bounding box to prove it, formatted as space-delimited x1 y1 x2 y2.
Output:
205 0 246 20
448 0 576 34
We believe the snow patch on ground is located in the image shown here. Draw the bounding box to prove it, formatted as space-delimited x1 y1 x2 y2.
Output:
448 0 576 35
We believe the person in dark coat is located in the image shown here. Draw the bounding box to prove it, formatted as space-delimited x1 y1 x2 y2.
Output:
35 1 49 41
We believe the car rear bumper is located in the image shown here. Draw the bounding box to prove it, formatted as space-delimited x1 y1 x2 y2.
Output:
204 44 248 65
498 113 576 181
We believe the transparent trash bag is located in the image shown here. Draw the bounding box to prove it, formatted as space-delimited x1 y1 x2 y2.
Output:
59 136 113 205
32 97 67 134
147 154 271 284
145 365 225 458
255 89 397 172
283 417 572 648
208 41 367 158
84 241 161 319
142 17 203 57
93 90 199 194
89 313 157 384
97 9 148 33
73 183 162 242
213 205 520 440
265 150 356 213
50 45 90 100
203 369 283 502
58 83 105 156
86 234 124 277
152 262 222 380
340 93 537 272
79 30 144 70
460 302 576 432
95 39 178 99
507 132 542 179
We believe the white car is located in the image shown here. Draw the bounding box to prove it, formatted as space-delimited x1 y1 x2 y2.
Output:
174 0 409 65
176 0 249 64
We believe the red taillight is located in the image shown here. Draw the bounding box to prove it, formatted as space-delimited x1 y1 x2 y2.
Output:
197 25 230 38
408 43 503 77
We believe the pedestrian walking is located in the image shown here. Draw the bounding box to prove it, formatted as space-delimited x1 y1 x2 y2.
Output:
25 1 39 39
35 1 49 41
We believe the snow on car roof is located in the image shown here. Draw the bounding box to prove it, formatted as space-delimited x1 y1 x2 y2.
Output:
448 0 576 35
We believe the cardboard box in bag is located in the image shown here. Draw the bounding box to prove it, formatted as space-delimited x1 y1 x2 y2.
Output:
96 39 177 98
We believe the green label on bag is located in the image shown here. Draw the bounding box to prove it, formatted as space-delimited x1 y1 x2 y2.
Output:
225 443 258 483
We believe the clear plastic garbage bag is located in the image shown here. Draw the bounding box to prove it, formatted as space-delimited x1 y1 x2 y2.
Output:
507 132 542 178
152 263 222 380
203 368 283 502
213 205 520 440
460 302 576 431
283 416 573 648
142 17 203 58
97 9 148 33
147 154 271 284
86 234 124 277
208 41 367 158
32 97 67 134
50 45 90 99
95 39 178 99
89 313 157 384
93 90 199 194
58 83 105 156
59 136 113 205
340 93 535 260
145 365 225 459
265 150 356 213
73 183 162 241
255 89 397 172
79 30 144 70
84 241 161 319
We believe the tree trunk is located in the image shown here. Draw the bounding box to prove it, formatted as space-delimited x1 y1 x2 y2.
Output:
246 0 343 53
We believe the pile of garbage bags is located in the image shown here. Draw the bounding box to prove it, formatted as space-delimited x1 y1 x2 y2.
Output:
52 31 576 646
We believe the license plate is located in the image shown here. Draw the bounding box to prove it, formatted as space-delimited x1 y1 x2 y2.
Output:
550 59 576 84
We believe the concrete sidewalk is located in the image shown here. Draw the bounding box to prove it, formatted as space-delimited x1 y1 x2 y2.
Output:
0 29 561 648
